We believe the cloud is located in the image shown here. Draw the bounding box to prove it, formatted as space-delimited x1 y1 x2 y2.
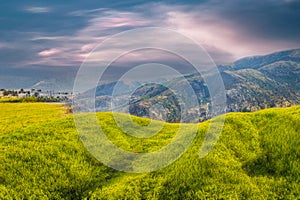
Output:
23 8 152 67
0 42 13 49
69 8 108 17
66 1 300 64
38 49 60 56
146 1 300 61
1 0 300 89
202 0 300 41
7 1 300 70
283 0 299 3
24 6 51 13
81 43 97 52
30 36 68 41
76 9 150 37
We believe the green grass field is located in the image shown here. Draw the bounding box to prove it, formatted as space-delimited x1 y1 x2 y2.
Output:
0 103 299 199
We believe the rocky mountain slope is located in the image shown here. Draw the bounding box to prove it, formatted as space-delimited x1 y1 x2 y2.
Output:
89 49 300 122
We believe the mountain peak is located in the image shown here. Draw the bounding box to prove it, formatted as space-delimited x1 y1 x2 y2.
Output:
232 48 300 70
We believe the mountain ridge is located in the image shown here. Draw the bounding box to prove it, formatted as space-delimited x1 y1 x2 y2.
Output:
76 48 300 122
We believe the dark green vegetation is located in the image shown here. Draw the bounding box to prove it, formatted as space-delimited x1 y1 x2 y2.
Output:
0 96 64 103
0 103 299 199
0 88 69 103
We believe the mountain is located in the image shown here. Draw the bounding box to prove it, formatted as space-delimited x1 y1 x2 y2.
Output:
231 49 300 70
1 103 300 199
88 49 300 122
31 80 62 91
30 78 74 92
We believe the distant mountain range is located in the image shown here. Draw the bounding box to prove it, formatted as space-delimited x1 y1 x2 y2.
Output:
78 49 300 122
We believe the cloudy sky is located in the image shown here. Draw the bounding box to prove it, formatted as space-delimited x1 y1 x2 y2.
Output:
1 0 300 90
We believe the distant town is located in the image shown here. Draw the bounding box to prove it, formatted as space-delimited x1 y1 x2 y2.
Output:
0 88 73 102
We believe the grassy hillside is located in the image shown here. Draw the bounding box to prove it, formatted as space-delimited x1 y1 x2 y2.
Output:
0 103 299 199
0 103 68 136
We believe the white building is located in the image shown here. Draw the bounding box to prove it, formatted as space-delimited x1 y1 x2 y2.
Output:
18 93 28 98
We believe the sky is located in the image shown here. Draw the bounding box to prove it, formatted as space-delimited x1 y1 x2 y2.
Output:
0 0 300 90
